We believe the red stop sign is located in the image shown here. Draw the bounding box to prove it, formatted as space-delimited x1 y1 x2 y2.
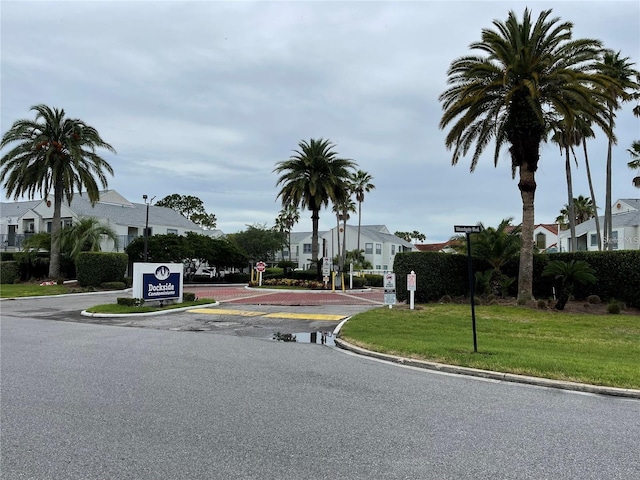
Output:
256 261 266 272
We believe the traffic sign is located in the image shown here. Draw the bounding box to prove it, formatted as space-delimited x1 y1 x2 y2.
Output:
454 225 481 233
256 261 266 272
383 272 396 290
407 271 416 291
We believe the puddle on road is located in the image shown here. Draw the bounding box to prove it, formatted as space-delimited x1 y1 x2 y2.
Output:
272 331 335 346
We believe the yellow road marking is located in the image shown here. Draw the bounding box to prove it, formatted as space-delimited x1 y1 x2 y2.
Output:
263 312 345 321
187 308 266 317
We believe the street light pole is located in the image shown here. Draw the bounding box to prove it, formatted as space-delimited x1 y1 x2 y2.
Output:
143 194 155 262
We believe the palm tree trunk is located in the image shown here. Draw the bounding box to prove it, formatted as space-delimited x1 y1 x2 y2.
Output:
604 114 614 250
517 166 536 301
311 209 320 270
49 183 63 278
335 213 341 262
357 201 362 252
565 149 577 252
341 212 347 269
583 141 602 250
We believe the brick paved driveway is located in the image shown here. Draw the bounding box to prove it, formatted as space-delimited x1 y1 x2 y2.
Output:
185 286 385 306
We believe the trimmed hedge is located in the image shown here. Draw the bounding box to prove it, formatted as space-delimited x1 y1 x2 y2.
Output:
0 261 19 284
394 250 640 308
77 252 128 287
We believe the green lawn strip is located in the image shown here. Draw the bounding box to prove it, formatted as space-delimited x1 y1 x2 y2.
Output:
1 284 77 297
85 298 216 314
339 304 640 389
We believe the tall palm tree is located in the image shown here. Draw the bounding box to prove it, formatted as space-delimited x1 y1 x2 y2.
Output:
595 51 640 250
439 8 612 300
628 140 640 187
274 138 355 271
337 197 356 269
351 169 375 252
1 105 115 278
56 216 119 261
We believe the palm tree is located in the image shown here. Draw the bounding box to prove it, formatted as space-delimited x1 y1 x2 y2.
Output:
556 196 596 229
275 204 300 262
575 118 603 249
56 216 119 261
1 105 115 278
542 259 596 310
439 8 612 300
351 169 375 252
629 140 640 187
274 138 355 271
595 51 640 250
338 197 356 269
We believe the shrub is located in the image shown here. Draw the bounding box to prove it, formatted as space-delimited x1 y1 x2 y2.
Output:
439 295 452 304
77 252 127 287
364 274 383 287
117 297 144 307
587 295 601 304
183 292 196 302
0 261 19 284
351 276 366 288
607 301 621 315
224 273 250 284
100 282 126 290
537 299 547 309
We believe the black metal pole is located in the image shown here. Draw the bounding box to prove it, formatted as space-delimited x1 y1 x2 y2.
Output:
466 232 478 353
143 201 149 262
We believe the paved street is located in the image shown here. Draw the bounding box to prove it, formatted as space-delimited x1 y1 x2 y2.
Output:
1 289 639 479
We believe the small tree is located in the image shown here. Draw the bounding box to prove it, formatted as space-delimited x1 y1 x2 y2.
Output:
542 260 596 310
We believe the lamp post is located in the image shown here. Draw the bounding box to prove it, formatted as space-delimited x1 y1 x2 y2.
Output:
143 194 155 262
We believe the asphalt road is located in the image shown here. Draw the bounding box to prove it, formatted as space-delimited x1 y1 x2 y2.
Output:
1 292 639 479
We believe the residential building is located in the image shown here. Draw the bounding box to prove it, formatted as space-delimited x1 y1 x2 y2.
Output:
276 224 416 273
0 190 204 252
558 198 640 251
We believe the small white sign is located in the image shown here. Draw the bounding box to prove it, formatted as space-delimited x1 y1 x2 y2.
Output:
407 272 417 291
322 256 330 276
383 272 396 290
384 292 396 305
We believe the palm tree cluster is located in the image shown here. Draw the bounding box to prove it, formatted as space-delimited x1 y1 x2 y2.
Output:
1 105 115 278
439 8 639 300
274 138 375 274
555 195 597 230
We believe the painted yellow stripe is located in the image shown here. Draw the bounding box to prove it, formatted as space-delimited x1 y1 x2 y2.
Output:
187 308 266 317
263 312 345 321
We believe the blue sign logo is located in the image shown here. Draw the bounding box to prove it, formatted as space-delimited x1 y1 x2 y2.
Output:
143 265 180 301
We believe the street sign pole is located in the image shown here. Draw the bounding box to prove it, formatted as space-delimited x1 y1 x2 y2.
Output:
455 225 481 353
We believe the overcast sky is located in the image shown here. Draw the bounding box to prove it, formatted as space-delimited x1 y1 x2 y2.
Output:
2 0 639 242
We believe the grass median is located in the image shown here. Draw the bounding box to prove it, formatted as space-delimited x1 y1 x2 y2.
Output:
338 304 640 389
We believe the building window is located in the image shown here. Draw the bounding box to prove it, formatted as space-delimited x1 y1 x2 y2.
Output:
391 245 395 255
536 232 546 250
365 243 373 254
167 229 178 234
590 234 598 247
376 243 382 254
383 265 388 271
376 265 381 270
303 243 311 254
283 250 289 258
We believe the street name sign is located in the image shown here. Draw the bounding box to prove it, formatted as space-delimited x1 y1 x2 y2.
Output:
454 225 481 233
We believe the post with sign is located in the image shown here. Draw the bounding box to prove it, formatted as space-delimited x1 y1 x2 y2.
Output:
454 225 482 353
256 261 266 286
383 272 396 309
322 257 330 289
407 270 417 310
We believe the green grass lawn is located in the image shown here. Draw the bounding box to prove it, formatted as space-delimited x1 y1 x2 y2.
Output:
85 298 217 314
0 283 79 297
339 304 640 389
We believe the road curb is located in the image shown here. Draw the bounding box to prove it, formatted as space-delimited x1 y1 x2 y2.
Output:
81 302 220 318
334 338 640 399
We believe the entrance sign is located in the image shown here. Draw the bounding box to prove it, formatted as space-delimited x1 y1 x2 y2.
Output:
133 262 184 303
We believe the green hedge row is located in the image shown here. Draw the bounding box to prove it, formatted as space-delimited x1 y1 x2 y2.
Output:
0 261 19 284
76 252 128 287
394 250 640 308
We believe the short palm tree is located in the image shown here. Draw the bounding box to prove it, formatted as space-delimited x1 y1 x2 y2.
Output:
274 138 355 271
333 197 356 269
275 204 300 261
542 259 596 310
351 169 375 252
1 105 115 278
595 51 640 250
439 8 612 300
556 195 596 229
56 216 119 261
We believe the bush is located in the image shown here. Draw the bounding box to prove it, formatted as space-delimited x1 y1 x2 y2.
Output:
537 299 547 309
77 252 127 287
183 292 196 302
117 297 144 307
363 274 383 287
100 281 126 290
351 276 366 288
0 261 19 284
587 295 601 304
224 273 250 284
607 301 621 315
